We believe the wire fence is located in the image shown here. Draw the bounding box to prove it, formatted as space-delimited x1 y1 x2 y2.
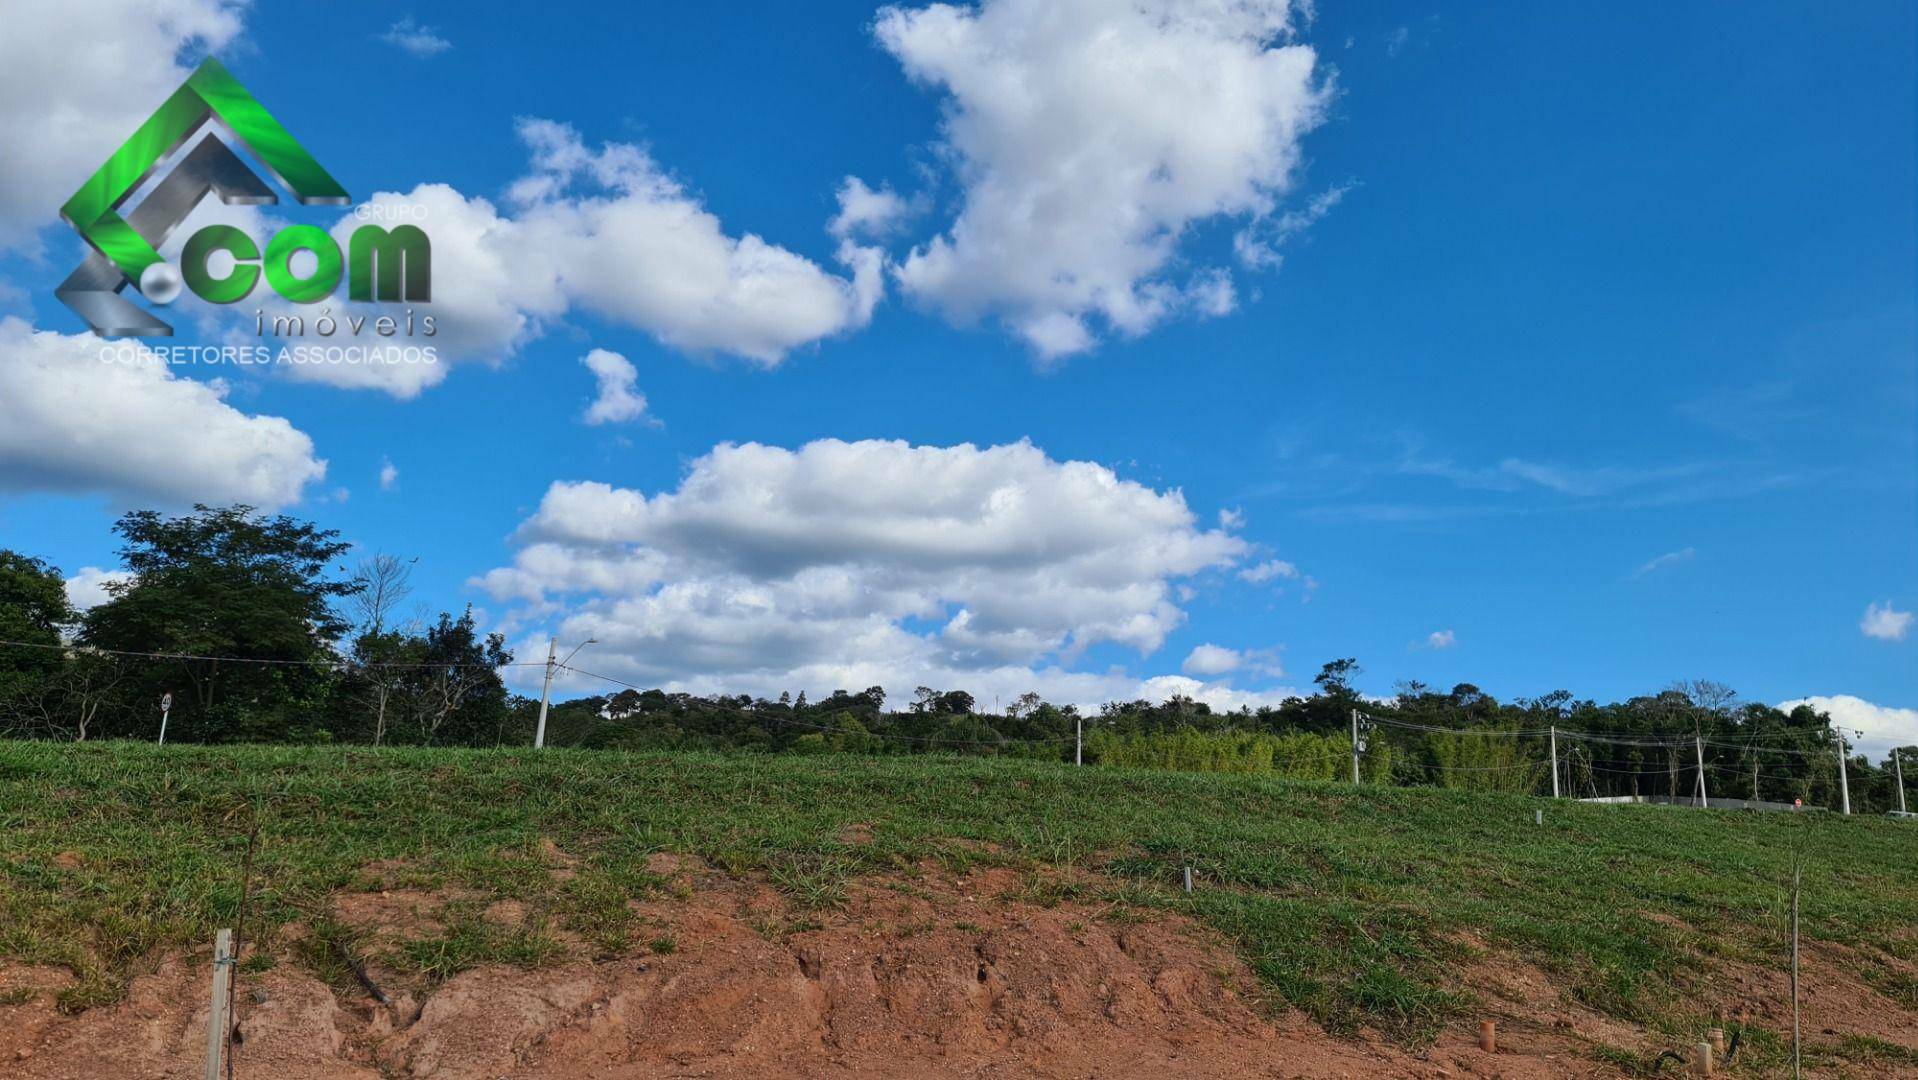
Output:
0 640 1901 813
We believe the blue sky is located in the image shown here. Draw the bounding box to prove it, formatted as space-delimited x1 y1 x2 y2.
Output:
0 1 1912 742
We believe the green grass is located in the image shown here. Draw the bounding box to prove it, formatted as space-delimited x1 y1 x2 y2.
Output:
1 741 1913 1060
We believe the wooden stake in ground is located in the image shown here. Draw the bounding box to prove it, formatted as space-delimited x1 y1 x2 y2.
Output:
228 818 260 1080
204 928 234 1080
1790 855 1803 1080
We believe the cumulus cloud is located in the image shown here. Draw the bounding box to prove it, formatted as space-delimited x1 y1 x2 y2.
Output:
1181 643 1283 679
829 177 913 240
1861 601 1913 642
1182 643 1242 676
64 567 134 612
1239 558 1299 584
579 348 651 426
267 120 884 397
1425 629 1456 650
378 16 452 57
477 438 1288 705
0 0 245 255
874 0 1331 359
379 458 400 491
0 317 326 507
1775 695 1918 761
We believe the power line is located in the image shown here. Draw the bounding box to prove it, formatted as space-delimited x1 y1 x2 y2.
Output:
0 638 544 670
1366 715 1553 738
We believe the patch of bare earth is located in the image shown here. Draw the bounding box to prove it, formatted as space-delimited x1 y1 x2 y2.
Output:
3 858 1914 1078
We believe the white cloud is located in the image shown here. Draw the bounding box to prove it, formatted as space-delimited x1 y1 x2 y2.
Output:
1234 182 1352 270
0 0 245 255
875 0 1331 359
829 177 912 239
1861 601 1913 642
1239 558 1299 584
478 438 1281 705
63 567 133 612
1631 546 1696 580
579 348 651 426
1425 629 1456 650
0 317 326 507
1218 507 1245 530
1775 695 1918 760
378 16 452 56
271 182 551 397
264 120 885 397
510 120 884 361
1179 643 1282 680
379 458 400 491
1183 643 1242 676
1132 674 1298 714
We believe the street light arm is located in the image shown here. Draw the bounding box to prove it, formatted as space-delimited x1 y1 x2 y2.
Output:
559 638 598 668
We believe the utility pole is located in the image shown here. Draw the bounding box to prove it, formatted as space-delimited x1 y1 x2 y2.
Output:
1834 724 1851 816
1895 748 1908 816
1694 733 1710 809
534 638 558 750
1549 726 1560 798
534 636 597 749
1075 715 1083 767
1350 708 1363 785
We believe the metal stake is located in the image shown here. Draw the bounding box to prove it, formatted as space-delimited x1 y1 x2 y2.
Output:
203 929 233 1080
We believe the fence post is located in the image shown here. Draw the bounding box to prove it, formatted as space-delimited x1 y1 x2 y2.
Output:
203 928 233 1080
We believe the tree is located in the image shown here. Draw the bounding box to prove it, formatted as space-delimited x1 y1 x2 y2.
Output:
386 608 513 745
80 505 358 741
0 651 127 741
343 553 418 745
0 550 74 694
1314 658 1362 696
1006 691 1044 720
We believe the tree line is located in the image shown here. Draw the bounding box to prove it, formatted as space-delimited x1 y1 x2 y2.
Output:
0 505 1909 813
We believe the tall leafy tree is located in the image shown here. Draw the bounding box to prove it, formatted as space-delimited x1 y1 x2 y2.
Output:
384 608 514 746
0 551 73 673
0 551 78 731
80 505 358 741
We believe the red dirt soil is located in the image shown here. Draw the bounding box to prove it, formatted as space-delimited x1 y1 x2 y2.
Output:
1 853 1912 1079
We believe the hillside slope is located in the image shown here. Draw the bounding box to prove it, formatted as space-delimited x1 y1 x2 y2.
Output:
0 743 1914 1077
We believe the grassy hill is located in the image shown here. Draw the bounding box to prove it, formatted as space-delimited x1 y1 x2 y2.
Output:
1 741 1914 1074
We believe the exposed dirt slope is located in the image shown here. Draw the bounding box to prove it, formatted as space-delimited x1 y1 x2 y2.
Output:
2 856 1912 1078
